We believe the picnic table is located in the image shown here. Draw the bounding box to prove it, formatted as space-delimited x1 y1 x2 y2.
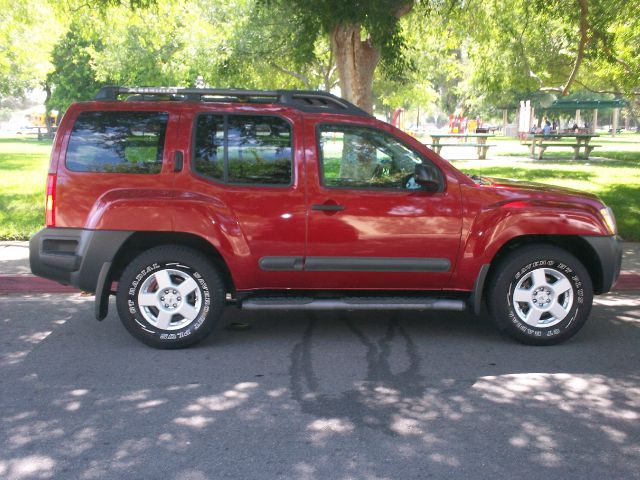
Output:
427 133 495 159
36 126 58 140
526 133 600 160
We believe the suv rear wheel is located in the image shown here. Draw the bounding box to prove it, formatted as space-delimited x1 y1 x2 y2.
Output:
488 245 593 345
116 246 225 349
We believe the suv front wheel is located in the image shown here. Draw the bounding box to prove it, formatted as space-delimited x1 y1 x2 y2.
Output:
488 245 593 345
116 246 225 348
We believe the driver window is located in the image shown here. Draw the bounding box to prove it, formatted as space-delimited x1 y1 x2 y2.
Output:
318 125 424 189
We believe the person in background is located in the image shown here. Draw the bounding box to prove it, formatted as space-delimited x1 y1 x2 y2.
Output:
543 120 552 136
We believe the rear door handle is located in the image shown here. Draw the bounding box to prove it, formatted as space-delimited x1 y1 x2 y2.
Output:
311 204 345 212
174 151 184 172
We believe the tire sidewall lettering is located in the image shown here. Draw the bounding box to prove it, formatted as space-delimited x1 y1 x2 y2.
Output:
507 257 583 338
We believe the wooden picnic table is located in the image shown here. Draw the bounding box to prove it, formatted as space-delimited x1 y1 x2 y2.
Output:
36 126 58 140
427 133 496 160
526 133 600 160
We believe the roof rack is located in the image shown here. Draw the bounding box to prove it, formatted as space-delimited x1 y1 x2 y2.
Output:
94 86 371 117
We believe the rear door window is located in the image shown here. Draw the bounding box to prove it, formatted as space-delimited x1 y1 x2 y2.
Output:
66 111 168 173
193 114 292 185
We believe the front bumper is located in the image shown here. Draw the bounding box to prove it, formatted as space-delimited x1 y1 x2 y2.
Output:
581 235 623 294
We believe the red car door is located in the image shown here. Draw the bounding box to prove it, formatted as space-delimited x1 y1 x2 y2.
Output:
172 107 308 290
303 118 463 290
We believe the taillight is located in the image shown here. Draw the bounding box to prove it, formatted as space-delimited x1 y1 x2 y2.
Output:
45 173 56 227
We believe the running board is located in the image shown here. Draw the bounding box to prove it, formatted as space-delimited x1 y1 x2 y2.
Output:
241 296 467 311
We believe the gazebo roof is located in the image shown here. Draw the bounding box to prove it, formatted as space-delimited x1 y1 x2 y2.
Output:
546 99 628 110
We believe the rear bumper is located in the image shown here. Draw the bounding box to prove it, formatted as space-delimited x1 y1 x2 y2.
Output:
581 235 623 294
30 228 132 293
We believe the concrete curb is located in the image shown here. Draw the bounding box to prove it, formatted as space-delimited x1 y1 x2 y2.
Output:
1 272 639 295
0 275 79 294
609 272 640 291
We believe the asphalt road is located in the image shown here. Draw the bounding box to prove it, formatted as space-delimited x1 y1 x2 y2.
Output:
1 294 639 480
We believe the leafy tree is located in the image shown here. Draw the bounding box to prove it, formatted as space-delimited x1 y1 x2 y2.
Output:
261 0 420 113
220 0 338 91
386 8 468 117
0 1 62 100
9 0 639 127
46 1 237 110
89 2 196 86
459 0 639 106
371 0 635 126
46 26 105 113
579 4 640 125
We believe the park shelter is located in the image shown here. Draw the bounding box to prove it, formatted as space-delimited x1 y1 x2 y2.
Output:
543 98 628 136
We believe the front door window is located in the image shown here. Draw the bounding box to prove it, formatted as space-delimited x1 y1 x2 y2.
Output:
318 125 436 190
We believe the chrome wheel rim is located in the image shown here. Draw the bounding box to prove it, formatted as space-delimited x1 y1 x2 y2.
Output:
512 267 574 328
137 268 202 331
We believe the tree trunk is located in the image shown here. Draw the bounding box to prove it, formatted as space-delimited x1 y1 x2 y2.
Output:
561 0 589 96
43 81 53 134
330 23 381 114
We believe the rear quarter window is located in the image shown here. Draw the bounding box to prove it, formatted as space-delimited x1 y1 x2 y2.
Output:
65 111 168 173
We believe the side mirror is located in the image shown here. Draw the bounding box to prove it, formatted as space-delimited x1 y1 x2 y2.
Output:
414 164 441 192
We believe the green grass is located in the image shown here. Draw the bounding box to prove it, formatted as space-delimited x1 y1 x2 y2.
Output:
0 137 51 240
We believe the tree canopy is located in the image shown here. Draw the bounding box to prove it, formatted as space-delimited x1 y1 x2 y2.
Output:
0 1 61 98
1 0 637 120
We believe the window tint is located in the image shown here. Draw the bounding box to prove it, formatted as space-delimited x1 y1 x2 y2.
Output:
193 114 224 180
194 114 292 185
66 111 168 173
319 125 423 189
227 116 292 184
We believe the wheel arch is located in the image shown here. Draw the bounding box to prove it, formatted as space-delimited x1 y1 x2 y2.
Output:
485 235 604 294
109 231 235 294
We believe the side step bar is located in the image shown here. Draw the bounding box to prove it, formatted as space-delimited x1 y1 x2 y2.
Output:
241 296 466 311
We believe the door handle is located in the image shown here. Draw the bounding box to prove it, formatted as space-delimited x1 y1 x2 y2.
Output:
311 204 345 212
174 151 184 172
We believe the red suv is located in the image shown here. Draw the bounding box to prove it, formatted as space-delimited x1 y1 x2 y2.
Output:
30 87 622 348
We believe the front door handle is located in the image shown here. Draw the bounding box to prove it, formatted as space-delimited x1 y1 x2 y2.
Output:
311 204 345 212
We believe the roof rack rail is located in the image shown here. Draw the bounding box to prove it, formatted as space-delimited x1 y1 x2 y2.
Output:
94 86 371 117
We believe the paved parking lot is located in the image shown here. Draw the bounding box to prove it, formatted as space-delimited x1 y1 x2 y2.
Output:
1 293 639 480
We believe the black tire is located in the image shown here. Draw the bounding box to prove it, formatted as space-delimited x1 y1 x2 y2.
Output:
116 245 226 349
487 245 593 345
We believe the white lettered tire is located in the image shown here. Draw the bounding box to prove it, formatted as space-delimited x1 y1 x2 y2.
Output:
116 246 225 349
488 246 593 345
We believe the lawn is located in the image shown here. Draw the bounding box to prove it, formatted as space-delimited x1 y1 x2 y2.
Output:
0 137 51 240
1 133 639 241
